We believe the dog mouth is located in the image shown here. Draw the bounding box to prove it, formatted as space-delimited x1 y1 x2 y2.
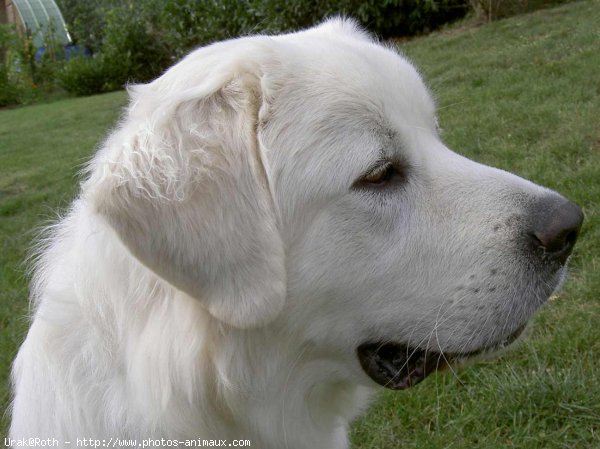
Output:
357 325 526 390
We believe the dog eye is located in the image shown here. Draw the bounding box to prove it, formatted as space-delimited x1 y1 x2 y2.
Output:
364 164 394 185
354 162 406 189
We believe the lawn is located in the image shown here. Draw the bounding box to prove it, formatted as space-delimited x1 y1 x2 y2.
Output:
1 0 599 446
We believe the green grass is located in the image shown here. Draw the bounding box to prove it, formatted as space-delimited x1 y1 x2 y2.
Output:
1 0 599 446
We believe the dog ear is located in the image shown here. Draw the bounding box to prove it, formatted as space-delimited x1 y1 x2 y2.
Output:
85 40 285 328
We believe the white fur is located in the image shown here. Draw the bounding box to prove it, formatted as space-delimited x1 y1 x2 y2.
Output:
10 19 567 448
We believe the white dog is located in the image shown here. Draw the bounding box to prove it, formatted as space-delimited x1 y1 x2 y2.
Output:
10 19 583 448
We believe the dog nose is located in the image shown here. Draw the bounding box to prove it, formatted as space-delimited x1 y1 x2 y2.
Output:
530 197 583 264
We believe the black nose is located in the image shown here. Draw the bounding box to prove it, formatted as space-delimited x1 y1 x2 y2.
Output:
530 197 583 264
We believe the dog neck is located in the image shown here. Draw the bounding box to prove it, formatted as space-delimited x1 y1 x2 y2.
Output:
118 298 371 448
27 203 372 447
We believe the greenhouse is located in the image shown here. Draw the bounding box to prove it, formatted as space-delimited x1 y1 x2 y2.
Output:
0 0 70 48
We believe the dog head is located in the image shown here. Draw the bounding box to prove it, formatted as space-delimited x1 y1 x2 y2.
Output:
87 19 582 389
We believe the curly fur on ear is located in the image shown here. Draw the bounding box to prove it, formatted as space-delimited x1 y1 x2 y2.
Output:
85 40 286 328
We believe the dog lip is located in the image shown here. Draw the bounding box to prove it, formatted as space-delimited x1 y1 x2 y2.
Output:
357 342 448 390
357 325 527 390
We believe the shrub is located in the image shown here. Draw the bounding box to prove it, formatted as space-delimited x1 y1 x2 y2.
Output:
55 0 117 53
0 25 22 106
32 31 65 92
160 0 470 57
249 0 469 38
0 23 69 106
58 56 110 96
354 0 469 36
161 0 253 59
53 0 473 96
0 65 21 107
100 2 174 85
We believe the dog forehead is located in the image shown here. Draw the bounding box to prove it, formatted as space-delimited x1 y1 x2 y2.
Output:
263 31 436 188
276 27 436 124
